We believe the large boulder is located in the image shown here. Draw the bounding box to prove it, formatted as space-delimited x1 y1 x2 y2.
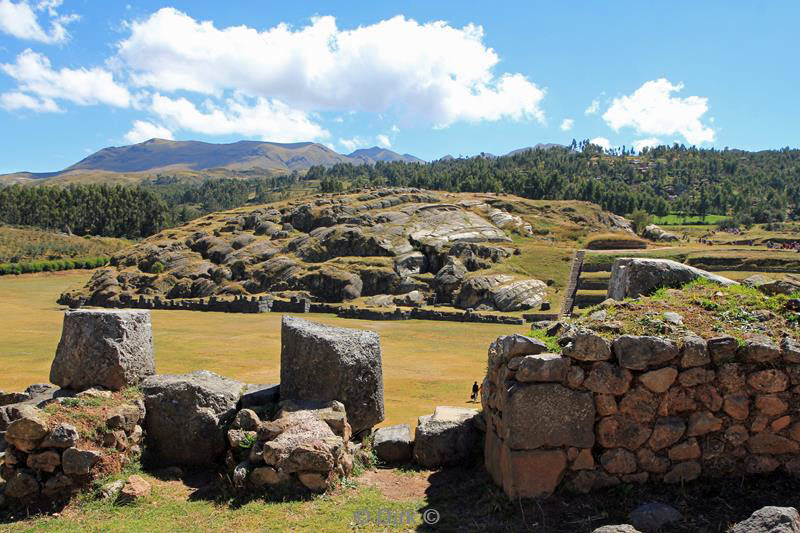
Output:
731 506 800 533
141 371 243 466
280 317 384 434
491 279 548 312
607 258 736 300
413 406 482 468
50 309 155 391
642 224 679 242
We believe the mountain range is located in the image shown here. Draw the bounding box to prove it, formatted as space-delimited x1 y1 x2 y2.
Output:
0 138 559 185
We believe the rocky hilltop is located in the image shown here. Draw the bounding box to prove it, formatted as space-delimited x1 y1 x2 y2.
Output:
59 188 633 312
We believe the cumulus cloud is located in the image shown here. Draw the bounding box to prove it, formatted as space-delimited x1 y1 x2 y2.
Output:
376 134 391 148
1 49 131 108
632 137 661 152
590 136 611 150
338 137 366 152
123 120 173 144
0 0 78 44
0 89 60 111
149 93 329 142
559 118 574 131
584 99 599 115
602 79 714 145
116 9 545 127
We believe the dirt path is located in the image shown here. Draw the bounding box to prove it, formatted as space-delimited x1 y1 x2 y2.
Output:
358 468 431 501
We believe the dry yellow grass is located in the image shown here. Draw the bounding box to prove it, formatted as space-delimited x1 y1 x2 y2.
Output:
0 271 528 429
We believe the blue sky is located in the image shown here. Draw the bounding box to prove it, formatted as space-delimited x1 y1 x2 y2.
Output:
0 1 798 173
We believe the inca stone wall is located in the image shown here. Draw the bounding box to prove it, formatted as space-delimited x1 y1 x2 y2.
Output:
482 329 800 498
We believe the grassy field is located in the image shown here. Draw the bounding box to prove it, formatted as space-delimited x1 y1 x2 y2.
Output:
651 213 727 225
0 271 528 429
0 225 130 264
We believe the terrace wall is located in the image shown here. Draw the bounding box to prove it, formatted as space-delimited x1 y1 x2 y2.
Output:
482 329 800 498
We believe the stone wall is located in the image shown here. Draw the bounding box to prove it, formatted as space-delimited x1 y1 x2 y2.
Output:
482 329 800 498
59 292 525 324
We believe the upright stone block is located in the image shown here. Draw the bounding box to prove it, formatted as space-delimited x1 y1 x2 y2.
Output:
50 309 155 391
280 317 384 434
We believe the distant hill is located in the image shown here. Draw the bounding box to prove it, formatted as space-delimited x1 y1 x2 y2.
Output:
506 144 563 156
347 146 423 165
0 139 424 185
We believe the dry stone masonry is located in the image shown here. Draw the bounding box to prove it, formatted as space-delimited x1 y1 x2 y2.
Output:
482 327 800 498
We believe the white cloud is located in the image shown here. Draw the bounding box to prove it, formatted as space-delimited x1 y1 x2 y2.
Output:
338 137 367 152
1 49 131 109
632 137 661 152
123 120 173 144
584 99 600 115
590 136 611 150
116 10 545 127
390 124 400 133
0 0 78 44
602 78 714 145
149 93 329 142
0 89 59 111
376 134 391 148
559 118 574 131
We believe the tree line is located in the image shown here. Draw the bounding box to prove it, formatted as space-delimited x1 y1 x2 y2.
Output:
0 174 298 239
307 140 800 223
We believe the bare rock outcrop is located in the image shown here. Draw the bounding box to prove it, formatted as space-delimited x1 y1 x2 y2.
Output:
608 258 736 300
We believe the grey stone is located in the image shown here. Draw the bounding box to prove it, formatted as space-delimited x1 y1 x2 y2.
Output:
503 383 595 449
490 279 548 312
607 258 736 300
62 447 101 476
4 406 48 452
3 471 39 499
493 334 548 361
99 479 125 500
373 424 413 463
280 317 384 434
739 335 781 363
680 335 710 367
561 328 612 361
50 309 155 391
629 502 682 532
642 224 679 242
613 336 679 370
731 506 800 533
141 370 243 466
663 312 683 325
233 409 261 431
756 277 800 296
414 407 482 468
515 354 570 382
783 337 800 364
592 526 642 533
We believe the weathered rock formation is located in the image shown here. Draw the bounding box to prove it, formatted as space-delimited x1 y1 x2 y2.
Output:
280 317 384 434
413 406 483 468
642 224 679 242
608 258 736 300
50 309 155 391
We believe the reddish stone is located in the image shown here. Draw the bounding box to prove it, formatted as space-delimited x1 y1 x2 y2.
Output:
637 448 670 474
789 423 800 442
648 417 686 451
678 368 714 387
583 362 632 396
663 461 701 484
755 394 788 416
747 369 789 393
658 387 696 416
621 472 649 484
566 470 620 494
717 363 746 394
566 366 585 389
744 455 780 474
747 433 800 454
694 385 723 412
26 450 61 473
686 411 723 436
619 387 659 423
668 438 701 461
595 394 618 416
751 415 769 433
724 425 750 447
600 448 637 475
570 448 594 471
501 448 567 498
596 415 652 451
639 367 678 393
723 394 750 421
772 415 792 432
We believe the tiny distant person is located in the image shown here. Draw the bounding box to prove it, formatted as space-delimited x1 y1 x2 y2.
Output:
470 381 479 402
